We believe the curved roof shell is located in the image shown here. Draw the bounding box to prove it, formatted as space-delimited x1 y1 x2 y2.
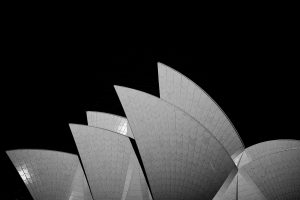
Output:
239 139 300 167
238 172 267 200
86 111 134 138
115 86 237 200
69 124 151 200
220 172 267 200
220 140 300 199
240 148 300 200
218 174 238 200
86 111 152 200
157 63 244 158
6 149 93 200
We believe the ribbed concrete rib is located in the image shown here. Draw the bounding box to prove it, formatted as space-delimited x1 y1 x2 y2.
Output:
218 171 267 200
70 161 94 200
157 62 244 158
212 168 238 200
217 174 238 200
121 154 135 200
6 149 93 200
237 172 267 200
115 86 237 200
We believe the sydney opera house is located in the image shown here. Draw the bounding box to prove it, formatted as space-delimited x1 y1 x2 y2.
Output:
6 63 300 200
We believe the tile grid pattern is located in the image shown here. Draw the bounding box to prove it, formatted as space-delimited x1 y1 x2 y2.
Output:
87 111 134 138
237 172 267 200
244 140 300 161
86 112 153 200
6 150 83 200
221 141 300 199
124 154 146 200
69 163 94 200
70 124 153 200
220 174 237 200
158 63 244 158
115 86 237 200
240 148 300 200
70 125 131 200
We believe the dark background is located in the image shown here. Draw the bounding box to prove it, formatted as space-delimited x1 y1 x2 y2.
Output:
2 19 299 199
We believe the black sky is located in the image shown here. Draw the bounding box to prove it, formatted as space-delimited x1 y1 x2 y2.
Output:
2 29 299 199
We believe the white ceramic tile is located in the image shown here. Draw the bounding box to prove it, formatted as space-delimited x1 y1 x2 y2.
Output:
240 148 300 200
157 62 244 158
86 111 152 199
244 139 300 161
86 111 134 138
6 149 92 200
218 174 237 200
115 86 237 200
69 124 152 200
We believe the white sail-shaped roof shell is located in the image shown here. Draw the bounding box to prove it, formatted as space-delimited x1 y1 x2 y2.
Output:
6 149 93 200
220 172 267 200
87 111 134 138
220 140 300 200
70 162 94 200
237 172 267 200
157 63 244 158
69 124 151 200
219 174 237 200
240 148 300 200
239 139 300 167
115 86 237 200
86 111 152 200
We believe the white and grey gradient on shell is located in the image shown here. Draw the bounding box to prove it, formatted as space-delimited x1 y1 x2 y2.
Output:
219 140 300 200
85 111 152 200
69 124 152 200
6 149 93 200
239 139 300 167
240 148 300 200
114 86 237 200
218 174 238 200
220 172 267 200
86 111 134 139
6 62 300 200
237 172 267 200
157 62 244 159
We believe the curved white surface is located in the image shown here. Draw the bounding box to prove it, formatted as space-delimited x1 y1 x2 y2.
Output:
237 172 267 200
239 140 300 167
157 62 244 158
220 172 268 200
69 124 151 200
240 148 300 200
86 111 134 138
6 149 93 200
86 111 152 200
219 174 237 200
115 86 237 200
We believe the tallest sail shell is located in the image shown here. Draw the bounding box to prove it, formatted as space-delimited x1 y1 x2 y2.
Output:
115 86 237 200
158 63 244 158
